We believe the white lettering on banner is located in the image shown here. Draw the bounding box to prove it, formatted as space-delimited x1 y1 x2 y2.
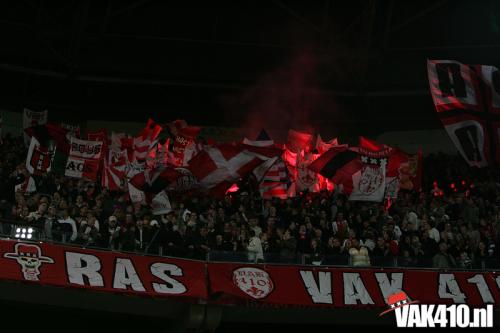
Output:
467 274 494 303
299 271 333 304
375 273 404 304
343 273 374 305
150 263 187 294
438 274 466 303
113 258 146 292
65 252 104 287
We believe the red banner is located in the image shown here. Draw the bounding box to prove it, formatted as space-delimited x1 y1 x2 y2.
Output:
0 239 207 299
1 239 499 308
209 263 500 308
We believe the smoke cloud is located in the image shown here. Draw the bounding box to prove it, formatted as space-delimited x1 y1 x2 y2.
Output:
221 49 340 142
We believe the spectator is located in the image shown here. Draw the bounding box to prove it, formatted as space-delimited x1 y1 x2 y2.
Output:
279 229 297 262
433 242 456 268
56 208 78 243
247 229 264 263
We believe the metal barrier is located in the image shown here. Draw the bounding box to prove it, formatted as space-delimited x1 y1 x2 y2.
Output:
1 218 499 270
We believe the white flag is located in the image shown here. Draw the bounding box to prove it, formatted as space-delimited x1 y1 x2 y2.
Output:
151 191 172 215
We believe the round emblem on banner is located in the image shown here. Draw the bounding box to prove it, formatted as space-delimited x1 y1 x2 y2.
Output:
232 267 274 299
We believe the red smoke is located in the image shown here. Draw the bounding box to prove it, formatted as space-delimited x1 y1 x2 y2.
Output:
221 49 339 142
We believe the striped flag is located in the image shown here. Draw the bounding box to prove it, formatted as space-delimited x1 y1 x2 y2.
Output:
259 157 289 199
133 119 162 161
102 150 129 191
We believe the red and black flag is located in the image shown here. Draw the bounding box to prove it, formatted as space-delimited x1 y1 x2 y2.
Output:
24 123 70 175
308 146 360 194
427 60 497 167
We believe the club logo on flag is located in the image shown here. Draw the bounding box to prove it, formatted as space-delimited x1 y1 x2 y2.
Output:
4 243 54 281
358 156 387 195
232 267 274 299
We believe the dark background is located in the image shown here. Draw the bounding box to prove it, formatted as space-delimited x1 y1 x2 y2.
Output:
1 0 499 137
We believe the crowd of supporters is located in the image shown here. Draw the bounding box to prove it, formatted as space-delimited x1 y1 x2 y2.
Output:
1 133 499 269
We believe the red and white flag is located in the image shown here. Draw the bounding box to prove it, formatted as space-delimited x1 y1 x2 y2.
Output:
166 120 201 167
102 150 129 191
286 129 313 153
188 144 274 196
15 176 36 194
128 182 146 204
64 137 104 181
25 136 55 175
315 135 339 154
295 150 321 193
151 191 172 215
133 119 162 162
259 157 289 199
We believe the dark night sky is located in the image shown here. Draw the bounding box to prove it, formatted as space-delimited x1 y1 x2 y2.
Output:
1 0 500 136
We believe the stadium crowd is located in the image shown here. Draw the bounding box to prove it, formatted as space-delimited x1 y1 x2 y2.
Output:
0 133 499 269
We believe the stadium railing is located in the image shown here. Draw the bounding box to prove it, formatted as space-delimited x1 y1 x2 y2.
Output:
0 218 498 270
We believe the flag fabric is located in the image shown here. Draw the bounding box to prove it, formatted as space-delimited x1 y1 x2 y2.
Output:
24 123 72 175
15 176 36 194
243 129 274 147
308 146 361 194
102 149 129 191
286 129 313 153
129 165 184 194
64 137 104 181
26 136 55 175
315 135 339 154
128 182 146 204
427 60 492 167
60 122 81 139
359 137 424 198
23 108 48 146
244 130 280 181
188 143 273 196
151 191 172 215
166 120 201 167
126 161 145 179
87 129 107 142
295 150 321 193
348 150 387 202
259 157 289 199
133 119 162 162
394 148 423 193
